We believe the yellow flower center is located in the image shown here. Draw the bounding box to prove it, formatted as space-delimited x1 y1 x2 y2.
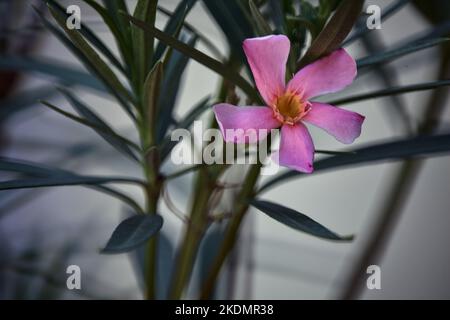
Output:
273 91 311 125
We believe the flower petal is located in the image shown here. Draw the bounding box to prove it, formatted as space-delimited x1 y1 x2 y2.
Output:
213 103 280 143
287 49 356 99
302 102 365 144
277 123 314 173
243 35 290 105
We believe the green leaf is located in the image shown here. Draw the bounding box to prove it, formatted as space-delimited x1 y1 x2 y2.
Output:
84 0 133 69
153 0 197 64
124 14 259 101
357 38 449 68
132 0 158 86
46 4 135 118
40 99 140 159
143 61 164 145
259 133 450 192
328 79 450 106
101 214 163 254
46 0 125 74
57 90 140 162
0 175 142 191
101 0 131 42
157 5 223 59
202 0 255 60
0 157 144 213
250 200 352 241
157 36 197 141
248 0 272 36
297 0 363 68
0 56 104 92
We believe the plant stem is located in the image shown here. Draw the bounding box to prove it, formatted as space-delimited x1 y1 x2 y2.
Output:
168 167 213 299
200 163 262 299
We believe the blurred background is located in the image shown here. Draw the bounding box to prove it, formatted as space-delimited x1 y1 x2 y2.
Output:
0 0 449 299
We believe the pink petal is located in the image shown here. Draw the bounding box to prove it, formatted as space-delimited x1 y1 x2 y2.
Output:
213 103 280 143
287 49 356 100
243 35 290 105
302 102 365 144
277 123 314 173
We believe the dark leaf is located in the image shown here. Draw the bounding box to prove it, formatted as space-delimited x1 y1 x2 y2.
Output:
250 200 352 241
260 133 450 192
248 0 272 36
125 14 259 101
328 79 450 105
101 214 163 254
297 0 363 68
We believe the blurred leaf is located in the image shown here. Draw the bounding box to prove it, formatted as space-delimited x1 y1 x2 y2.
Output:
344 0 411 46
40 99 140 159
101 0 131 41
84 0 133 68
157 5 223 59
250 200 352 241
260 133 450 192
328 79 450 105
58 89 140 162
0 157 143 213
45 4 135 118
297 0 363 68
0 56 104 92
156 36 197 142
125 15 259 101
248 0 272 36
153 0 197 64
132 0 157 87
0 86 57 120
0 175 141 191
357 38 449 68
101 214 163 254
202 0 255 60
46 0 125 74
143 61 163 145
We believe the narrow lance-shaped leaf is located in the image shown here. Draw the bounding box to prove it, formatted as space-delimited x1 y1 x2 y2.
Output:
357 38 450 69
46 0 125 74
46 4 135 118
101 214 164 254
259 133 450 193
84 0 133 69
0 56 104 92
153 0 198 64
156 5 223 60
40 100 140 154
297 0 364 68
327 79 450 106
143 61 164 147
248 0 272 36
132 0 158 87
57 90 140 162
0 158 144 213
250 200 352 241
157 36 197 142
0 175 142 191
124 14 260 102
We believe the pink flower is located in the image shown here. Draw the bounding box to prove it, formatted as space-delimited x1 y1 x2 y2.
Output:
213 35 365 173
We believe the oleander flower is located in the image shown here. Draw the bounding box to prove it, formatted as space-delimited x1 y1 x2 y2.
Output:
213 35 365 173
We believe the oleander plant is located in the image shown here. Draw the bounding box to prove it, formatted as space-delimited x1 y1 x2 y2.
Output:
1 0 450 299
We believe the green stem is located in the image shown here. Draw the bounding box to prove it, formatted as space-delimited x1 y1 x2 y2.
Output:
200 163 262 299
168 168 213 299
